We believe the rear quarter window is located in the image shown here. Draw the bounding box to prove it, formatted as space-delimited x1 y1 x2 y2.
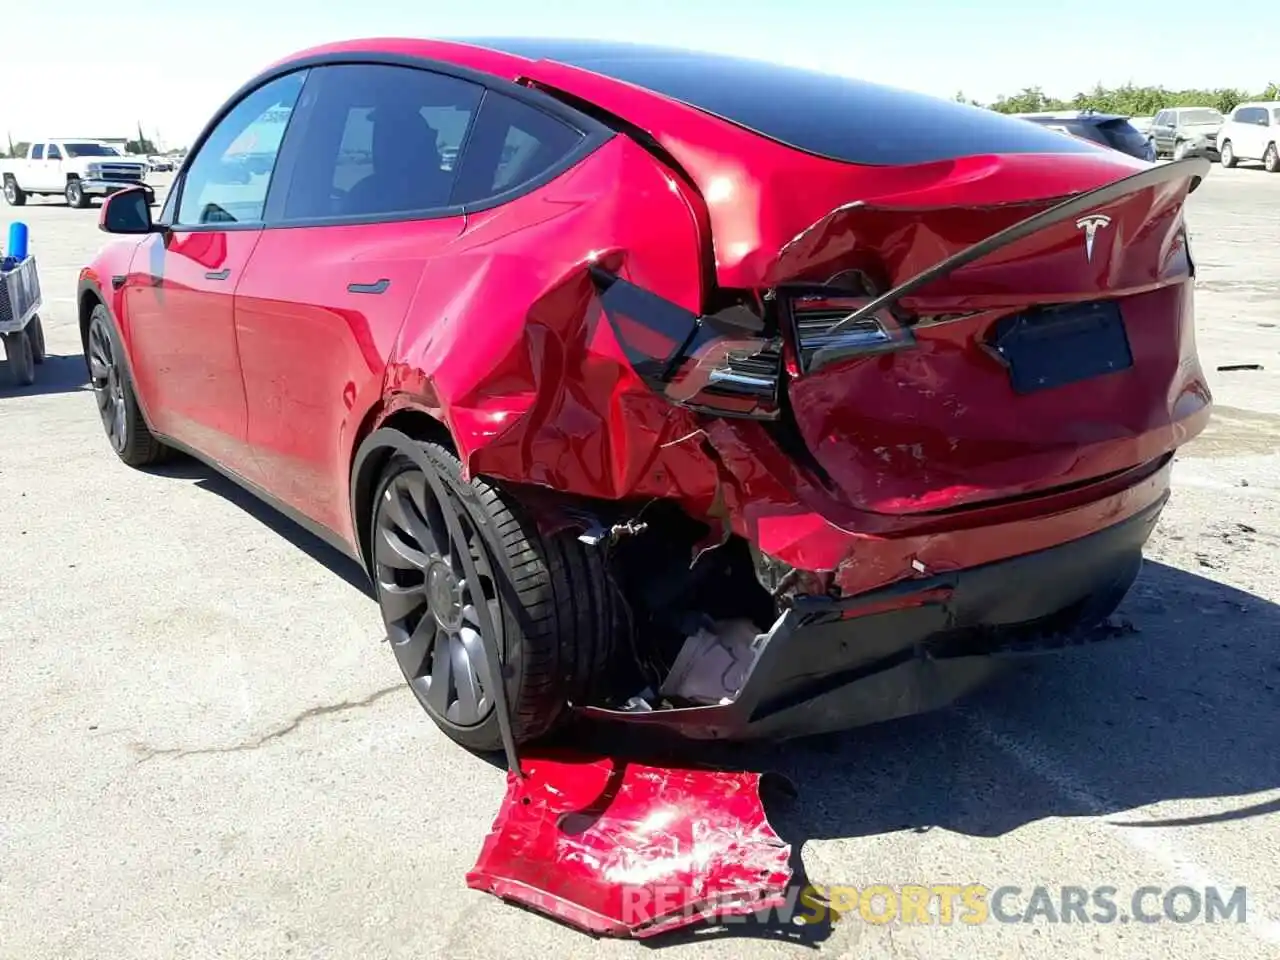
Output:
449 93 586 205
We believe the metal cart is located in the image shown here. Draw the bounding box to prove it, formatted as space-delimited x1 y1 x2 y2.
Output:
0 255 46 387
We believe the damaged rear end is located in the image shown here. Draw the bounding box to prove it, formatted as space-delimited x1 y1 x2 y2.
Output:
578 151 1210 739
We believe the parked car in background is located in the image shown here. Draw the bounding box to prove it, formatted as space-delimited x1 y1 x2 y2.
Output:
1014 111 1155 162
1217 102 1280 172
1149 107 1223 161
1 140 154 208
81 38 1210 758
1128 115 1154 136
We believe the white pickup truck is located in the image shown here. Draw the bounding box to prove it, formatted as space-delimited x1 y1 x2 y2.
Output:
1 139 155 209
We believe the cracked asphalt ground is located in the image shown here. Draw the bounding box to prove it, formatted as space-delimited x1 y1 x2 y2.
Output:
2 167 1279 960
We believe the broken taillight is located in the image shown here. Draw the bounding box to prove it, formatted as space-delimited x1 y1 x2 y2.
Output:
592 267 783 419
784 293 917 373
592 269 920 419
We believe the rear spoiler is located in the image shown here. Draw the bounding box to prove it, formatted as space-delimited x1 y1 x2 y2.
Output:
822 157 1209 342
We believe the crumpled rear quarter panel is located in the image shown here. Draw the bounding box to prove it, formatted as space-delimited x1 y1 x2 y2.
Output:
384 135 723 511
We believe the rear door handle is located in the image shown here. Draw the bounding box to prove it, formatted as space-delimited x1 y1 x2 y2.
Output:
205 268 230 281
348 279 390 295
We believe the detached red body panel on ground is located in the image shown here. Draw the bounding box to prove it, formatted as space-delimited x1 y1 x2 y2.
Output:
466 754 793 937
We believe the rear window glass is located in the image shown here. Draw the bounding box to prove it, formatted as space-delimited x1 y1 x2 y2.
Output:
1180 109 1223 124
1029 119 1104 144
1098 119 1150 153
466 39 1103 165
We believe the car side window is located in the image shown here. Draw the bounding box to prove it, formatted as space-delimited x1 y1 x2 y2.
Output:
175 70 306 227
278 64 484 222
47 144 62 160
449 92 586 205
32 144 44 160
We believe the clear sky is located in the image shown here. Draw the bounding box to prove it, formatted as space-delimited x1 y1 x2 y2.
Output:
3 0 1274 149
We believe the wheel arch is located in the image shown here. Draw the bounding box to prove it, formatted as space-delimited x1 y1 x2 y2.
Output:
346 401 622 578
78 281 103 353
77 276 158 431
348 405 456 576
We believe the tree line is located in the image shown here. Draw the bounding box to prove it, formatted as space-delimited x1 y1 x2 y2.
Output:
961 82 1280 117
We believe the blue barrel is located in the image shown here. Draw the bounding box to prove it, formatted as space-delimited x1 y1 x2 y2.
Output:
6 221 28 261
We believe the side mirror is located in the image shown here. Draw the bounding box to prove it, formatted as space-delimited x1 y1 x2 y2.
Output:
99 188 155 235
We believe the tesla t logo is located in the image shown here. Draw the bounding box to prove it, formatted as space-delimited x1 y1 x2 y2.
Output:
1074 215 1112 263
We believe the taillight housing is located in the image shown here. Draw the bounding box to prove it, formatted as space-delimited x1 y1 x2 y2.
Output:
783 293 917 373
592 267 783 419
591 269 917 421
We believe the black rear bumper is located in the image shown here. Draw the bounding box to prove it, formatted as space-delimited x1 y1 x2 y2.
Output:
581 495 1166 740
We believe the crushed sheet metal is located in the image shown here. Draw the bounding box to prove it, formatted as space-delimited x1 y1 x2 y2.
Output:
467 752 793 937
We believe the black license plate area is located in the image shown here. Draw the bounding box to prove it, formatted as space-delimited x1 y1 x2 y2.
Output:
991 300 1133 395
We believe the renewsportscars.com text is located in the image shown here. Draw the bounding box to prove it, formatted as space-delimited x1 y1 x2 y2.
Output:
622 883 1250 926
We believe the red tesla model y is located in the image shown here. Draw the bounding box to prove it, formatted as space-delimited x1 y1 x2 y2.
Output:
80 37 1211 754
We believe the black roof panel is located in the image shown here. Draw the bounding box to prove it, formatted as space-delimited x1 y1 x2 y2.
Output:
457 38 1103 165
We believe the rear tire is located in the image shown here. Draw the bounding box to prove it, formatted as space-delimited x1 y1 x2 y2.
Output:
1220 140 1237 168
1265 143 1279 174
2 176 25 206
86 303 168 466
371 442 624 752
3 330 35 386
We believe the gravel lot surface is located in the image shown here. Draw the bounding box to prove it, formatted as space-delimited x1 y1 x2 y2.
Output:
2 167 1278 960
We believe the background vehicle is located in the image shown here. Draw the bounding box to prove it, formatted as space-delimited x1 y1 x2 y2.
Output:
1 140 153 208
147 156 176 173
80 38 1210 756
1128 115 1154 136
1014 110 1155 162
1216 102 1280 172
1149 107 1223 161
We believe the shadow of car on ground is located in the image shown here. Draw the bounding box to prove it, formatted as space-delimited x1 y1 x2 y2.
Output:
147 455 1280 945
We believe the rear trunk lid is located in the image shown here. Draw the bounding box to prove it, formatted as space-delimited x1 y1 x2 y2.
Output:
592 154 1211 516
769 156 1210 514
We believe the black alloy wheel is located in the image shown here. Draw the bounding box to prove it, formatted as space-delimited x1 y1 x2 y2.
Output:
88 312 127 452
374 460 502 733
85 304 167 466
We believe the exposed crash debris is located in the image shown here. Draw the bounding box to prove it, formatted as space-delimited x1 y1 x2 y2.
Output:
467 752 794 938
659 618 763 706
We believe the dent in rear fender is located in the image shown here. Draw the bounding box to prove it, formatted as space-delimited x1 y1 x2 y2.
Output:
382 136 728 508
